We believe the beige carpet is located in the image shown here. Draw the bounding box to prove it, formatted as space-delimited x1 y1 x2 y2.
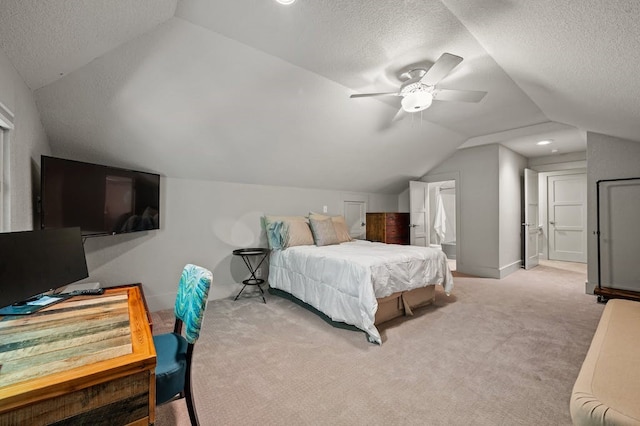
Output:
152 261 602 426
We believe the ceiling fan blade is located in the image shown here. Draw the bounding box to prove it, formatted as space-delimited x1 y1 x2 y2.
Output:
434 88 487 103
350 92 398 98
391 107 406 122
420 53 463 86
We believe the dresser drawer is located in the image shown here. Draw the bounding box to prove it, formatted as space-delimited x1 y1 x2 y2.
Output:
366 212 409 245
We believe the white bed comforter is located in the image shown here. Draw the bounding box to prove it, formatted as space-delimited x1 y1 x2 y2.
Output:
269 240 453 344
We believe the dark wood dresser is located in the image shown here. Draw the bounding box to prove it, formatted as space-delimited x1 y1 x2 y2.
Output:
366 212 410 245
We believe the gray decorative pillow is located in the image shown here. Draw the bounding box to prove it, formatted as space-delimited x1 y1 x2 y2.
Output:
309 213 353 243
309 217 339 246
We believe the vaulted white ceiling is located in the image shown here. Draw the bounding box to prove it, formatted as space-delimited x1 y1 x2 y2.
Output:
1 0 637 193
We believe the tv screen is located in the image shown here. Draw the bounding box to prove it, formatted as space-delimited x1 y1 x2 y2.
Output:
0 227 89 309
41 156 160 236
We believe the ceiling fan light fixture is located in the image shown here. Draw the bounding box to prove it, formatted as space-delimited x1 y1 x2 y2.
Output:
275 0 296 4
401 91 433 112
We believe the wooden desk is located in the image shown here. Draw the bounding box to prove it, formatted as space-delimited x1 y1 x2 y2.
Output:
0 285 156 425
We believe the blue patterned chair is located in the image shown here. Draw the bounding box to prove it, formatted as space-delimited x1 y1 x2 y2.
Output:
154 264 212 426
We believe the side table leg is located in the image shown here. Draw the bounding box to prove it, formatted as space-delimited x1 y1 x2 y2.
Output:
234 285 247 301
257 285 266 304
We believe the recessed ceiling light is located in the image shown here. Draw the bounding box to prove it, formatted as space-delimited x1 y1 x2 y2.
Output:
551 149 559 153
537 140 553 145
276 0 296 4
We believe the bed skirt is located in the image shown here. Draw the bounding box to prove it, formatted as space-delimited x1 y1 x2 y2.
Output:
269 284 437 336
375 285 436 324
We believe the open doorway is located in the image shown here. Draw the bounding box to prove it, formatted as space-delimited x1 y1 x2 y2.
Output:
427 180 457 271
538 170 587 263
411 176 460 272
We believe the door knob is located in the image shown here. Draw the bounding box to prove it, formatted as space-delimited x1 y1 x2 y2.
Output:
549 221 556 225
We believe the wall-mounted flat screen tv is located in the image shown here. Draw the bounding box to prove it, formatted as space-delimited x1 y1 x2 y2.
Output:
41 156 160 237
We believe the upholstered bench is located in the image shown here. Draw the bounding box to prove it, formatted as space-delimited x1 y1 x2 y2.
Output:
570 299 640 425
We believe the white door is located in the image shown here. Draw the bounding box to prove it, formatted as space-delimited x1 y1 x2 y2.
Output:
548 173 587 262
522 169 539 269
409 181 429 246
343 200 366 239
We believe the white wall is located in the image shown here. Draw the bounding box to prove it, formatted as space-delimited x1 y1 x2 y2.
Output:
498 145 527 277
586 132 640 294
0 49 51 231
1 40 401 312
416 144 525 278
398 188 409 213
424 144 500 277
80 176 397 311
528 151 586 172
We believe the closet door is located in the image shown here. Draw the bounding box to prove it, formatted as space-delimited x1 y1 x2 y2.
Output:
548 173 586 262
344 200 366 239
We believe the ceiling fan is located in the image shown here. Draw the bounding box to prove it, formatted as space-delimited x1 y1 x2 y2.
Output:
350 53 487 116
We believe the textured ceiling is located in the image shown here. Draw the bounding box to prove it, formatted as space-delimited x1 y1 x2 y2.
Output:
441 0 640 144
34 18 465 194
0 0 177 90
174 0 546 138
3 0 635 193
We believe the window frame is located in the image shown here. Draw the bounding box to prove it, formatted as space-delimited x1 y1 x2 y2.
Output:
0 101 15 232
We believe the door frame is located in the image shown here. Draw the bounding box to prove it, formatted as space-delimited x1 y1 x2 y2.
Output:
409 181 429 246
538 168 587 261
522 168 540 269
0 101 14 232
419 172 461 266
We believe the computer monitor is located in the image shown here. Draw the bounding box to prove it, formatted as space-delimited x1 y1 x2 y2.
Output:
0 227 89 314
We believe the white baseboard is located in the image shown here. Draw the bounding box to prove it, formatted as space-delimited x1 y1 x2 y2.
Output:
499 261 522 278
456 260 521 279
585 281 596 295
458 264 500 279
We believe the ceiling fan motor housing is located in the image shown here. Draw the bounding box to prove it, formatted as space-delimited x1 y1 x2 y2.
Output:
349 53 485 115
400 71 434 112
401 90 433 111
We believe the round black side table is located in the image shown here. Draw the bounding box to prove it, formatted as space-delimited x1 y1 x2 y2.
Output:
232 248 269 303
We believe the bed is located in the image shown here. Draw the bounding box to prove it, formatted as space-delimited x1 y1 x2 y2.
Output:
268 237 453 344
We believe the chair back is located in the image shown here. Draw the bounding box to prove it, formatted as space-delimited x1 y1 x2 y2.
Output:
174 264 212 344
